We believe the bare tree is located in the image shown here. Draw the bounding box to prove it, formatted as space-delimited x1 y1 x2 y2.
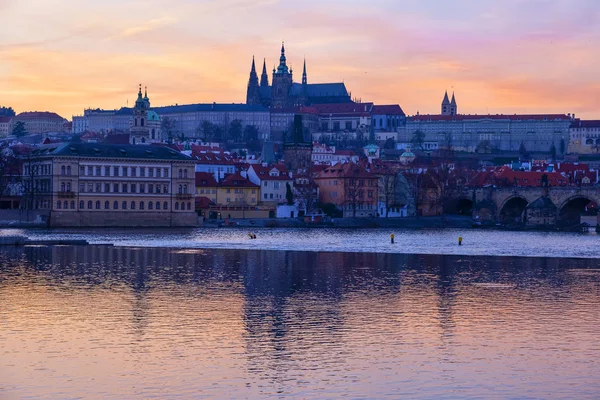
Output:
344 177 364 218
380 172 398 218
21 154 45 220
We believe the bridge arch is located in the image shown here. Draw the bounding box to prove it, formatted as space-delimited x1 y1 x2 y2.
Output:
445 197 474 215
498 195 529 224
556 195 599 228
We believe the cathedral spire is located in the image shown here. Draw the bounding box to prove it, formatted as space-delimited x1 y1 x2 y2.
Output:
260 58 269 87
302 58 307 85
442 90 450 105
246 56 260 105
276 41 289 75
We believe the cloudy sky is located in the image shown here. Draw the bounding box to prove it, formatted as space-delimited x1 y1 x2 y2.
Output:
1 0 599 119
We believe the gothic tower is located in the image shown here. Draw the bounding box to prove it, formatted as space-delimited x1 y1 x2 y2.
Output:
130 84 150 145
246 56 260 106
271 42 293 108
302 58 307 85
441 90 451 115
450 92 458 115
260 58 269 87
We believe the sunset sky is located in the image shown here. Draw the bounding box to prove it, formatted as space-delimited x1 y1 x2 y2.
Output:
1 0 599 119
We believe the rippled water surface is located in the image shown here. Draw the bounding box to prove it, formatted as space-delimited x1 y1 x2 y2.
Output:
1 245 599 399
13 227 600 258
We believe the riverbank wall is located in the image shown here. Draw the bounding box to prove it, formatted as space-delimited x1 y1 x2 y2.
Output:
204 215 474 229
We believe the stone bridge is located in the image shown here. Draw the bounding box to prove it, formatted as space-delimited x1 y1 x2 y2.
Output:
451 186 600 227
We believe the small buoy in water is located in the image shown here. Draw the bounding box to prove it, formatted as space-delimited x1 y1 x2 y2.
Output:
390 233 395 244
458 237 463 246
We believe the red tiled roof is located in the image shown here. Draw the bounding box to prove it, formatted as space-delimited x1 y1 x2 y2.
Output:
195 172 218 187
372 104 405 116
249 164 292 181
570 120 600 129
0 116 12 123
221 173 259 188
410 114 571 122
193 153 237 165
195 196 215 208
468 166 570 187
16 111 64 120
315 162 375 180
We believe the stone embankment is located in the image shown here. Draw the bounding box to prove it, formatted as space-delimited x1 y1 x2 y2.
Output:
0 235 91 246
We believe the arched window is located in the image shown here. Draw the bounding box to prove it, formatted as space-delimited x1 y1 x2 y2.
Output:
183 184 188 194
141 137 146 144
87 200 93 209
155 201 160 210
67 166 71 175
178 169 183 178
70 201 75 209
141 118 144 127
175 202 179 210
178 184 182 194
140 201 145 210
114 201 119 209
61 182 65 192
187 202 191 210
132 137 136 145
149 202 153 210
163 202 168 210
79 200 84 209
131 201 136 210
66 182 71 191
96 201 100 209
135 118 138 127
57 201 61 209
184 169 188 178
105 201 110 209
61 166 66 175
122 201 127 210
152 129 155 139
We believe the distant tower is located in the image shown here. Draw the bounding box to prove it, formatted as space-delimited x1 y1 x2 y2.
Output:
302 58 307 85
260 58 269 87
450 92 458 115
271 42 293 108
130 84 150 145
441 90 451 115
246 56 261 106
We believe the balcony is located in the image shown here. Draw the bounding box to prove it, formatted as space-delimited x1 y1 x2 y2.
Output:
176 193 192 200
57 191 76 199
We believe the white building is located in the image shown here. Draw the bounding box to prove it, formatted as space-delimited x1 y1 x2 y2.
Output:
248 164 293 204
153 103 271 140
568 119 600 154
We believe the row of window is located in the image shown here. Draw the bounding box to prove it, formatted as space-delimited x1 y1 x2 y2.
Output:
59 165 190 179
56 200 192 211
65 182 189 194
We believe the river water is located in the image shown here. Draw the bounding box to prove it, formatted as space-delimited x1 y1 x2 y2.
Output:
12 227 600 258
1 230 600 399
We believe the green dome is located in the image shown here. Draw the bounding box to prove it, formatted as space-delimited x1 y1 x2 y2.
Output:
147 111 160 121
401 151 415 158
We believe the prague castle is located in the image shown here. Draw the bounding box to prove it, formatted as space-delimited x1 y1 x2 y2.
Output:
246 43 352 108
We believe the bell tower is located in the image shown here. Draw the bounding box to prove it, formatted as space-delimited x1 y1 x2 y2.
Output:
271 42 293 108
130 84 151 145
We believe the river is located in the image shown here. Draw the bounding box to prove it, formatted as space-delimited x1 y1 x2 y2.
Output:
11 227 600 258
0 230 599 398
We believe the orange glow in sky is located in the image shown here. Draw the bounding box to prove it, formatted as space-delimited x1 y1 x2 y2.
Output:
1 0 599 119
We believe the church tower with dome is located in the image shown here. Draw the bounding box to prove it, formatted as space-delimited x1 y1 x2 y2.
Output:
130 85 161 144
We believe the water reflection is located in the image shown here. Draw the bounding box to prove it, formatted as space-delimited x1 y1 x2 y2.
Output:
1 246 599 399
